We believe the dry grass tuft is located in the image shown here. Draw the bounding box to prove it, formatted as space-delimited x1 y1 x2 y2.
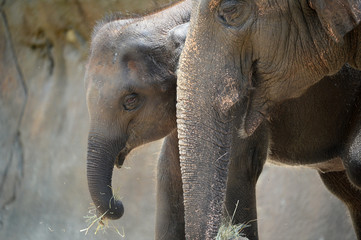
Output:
80 186 124 238
80 204 125 238
216 221 249 240
216 201 251 240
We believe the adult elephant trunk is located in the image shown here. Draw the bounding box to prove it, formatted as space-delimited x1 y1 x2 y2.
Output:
176 2 255 239
177 15 242 240
87 132 124 220
177 98 234 238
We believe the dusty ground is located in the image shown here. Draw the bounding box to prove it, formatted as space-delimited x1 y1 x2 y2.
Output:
0 0 356 239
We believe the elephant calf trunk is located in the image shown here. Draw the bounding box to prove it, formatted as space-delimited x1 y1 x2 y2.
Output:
87 138 124 220
87 165 124 220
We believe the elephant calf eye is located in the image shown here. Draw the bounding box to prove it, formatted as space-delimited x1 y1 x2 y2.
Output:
123 93 139 111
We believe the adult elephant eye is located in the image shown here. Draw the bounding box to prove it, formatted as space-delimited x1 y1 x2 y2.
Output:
217 0 249 27
123 93 139 111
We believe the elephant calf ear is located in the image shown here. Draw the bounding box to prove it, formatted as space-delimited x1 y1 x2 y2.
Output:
167 22 189 55
309 0 361 43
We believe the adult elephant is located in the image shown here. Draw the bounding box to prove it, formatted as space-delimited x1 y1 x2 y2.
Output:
176 0 361 239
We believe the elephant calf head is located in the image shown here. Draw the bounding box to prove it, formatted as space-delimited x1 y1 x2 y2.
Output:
84 2 190 220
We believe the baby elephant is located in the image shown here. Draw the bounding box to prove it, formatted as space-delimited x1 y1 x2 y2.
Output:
85 1 361 240
84 1 190 238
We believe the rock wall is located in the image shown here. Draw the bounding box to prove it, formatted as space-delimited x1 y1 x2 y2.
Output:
0 0 355 239
0 1 171 239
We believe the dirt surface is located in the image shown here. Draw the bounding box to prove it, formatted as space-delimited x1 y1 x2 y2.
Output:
0 0 356 239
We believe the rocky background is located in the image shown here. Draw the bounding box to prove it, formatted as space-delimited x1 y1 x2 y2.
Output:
0 0 355 239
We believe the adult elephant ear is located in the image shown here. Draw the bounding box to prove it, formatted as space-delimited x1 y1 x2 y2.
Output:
309 0 361 43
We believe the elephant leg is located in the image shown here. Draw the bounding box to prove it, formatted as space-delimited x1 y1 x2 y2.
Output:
155 130 185 240
319 170 361 239
344 128 361 188
224 123 269 240
343 94 361 189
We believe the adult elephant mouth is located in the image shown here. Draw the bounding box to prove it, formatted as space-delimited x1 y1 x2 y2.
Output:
115 147 131 168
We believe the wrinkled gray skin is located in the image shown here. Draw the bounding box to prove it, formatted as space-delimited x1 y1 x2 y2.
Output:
84 1 190 238
177 0 361 239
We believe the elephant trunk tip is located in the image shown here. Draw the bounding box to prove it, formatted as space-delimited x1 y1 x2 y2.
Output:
97 197 124 220
89 184 125 220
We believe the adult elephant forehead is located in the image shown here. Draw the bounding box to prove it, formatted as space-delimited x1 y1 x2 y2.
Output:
177 0 361 239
